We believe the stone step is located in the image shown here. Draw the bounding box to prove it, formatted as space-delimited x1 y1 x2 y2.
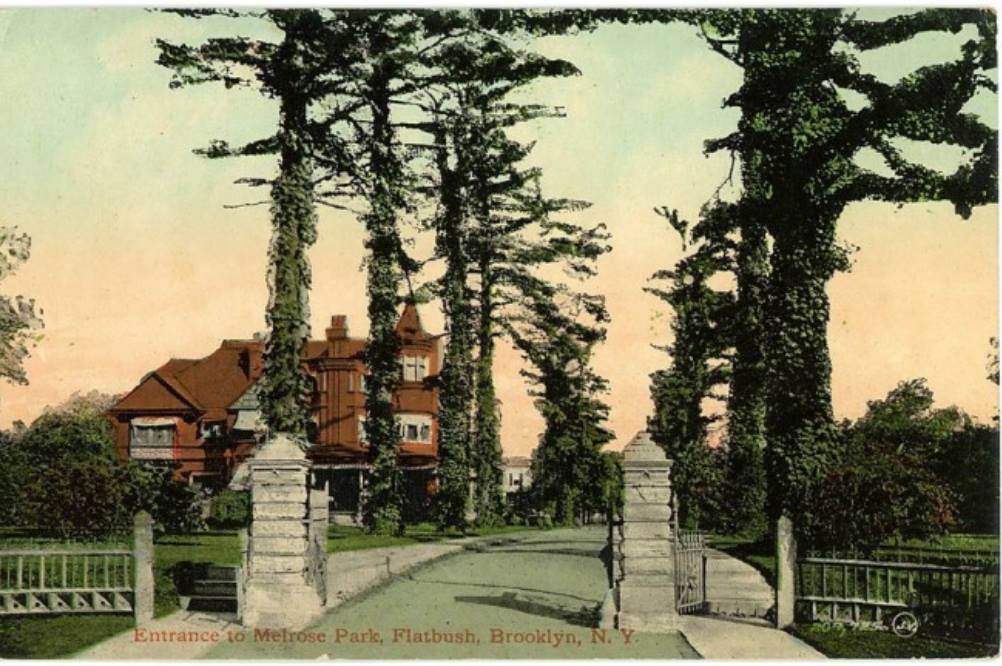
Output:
192 579 237 596
204 566 239 581
184 595 238 613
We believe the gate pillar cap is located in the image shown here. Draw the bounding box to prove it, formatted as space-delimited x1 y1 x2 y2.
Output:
623 431 671 466
252 432 309 463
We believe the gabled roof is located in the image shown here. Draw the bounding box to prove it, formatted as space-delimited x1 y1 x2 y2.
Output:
110 305 437 418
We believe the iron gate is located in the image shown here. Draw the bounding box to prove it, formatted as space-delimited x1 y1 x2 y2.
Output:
674 530 707 614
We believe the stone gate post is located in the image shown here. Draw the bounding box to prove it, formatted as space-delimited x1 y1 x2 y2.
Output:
615 431 678 632
242 433 324 629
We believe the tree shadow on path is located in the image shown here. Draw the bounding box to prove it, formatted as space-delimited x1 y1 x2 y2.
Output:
409 576 596 604
453 591 601 628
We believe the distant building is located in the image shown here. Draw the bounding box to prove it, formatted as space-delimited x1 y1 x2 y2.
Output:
107 303 441 521
502 455 533 499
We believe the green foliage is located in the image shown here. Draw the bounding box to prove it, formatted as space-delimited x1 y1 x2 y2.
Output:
2 400 202 538
207 489 251 529
682 9 998 541
512 283 613 525
156 10 331 440
647 206 732 530
812 379 997 550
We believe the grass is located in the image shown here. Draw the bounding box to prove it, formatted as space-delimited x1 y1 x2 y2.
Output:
792 624 998 658
0 614 134 659
708 533 776 586
327 521 533 553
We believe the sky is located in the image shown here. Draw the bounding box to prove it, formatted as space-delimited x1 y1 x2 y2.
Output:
0 9 997 456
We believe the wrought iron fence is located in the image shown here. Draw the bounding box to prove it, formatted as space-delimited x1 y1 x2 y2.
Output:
0 550 135 615
797 556 999 642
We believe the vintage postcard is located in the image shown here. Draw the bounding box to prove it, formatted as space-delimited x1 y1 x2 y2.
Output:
0 6 997 661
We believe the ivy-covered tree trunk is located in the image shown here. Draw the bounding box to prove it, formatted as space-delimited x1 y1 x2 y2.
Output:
473 249 505 527
762 201 842 535
433 124 474 531
362 63 404 535
722 211 769 536
260 16 317 440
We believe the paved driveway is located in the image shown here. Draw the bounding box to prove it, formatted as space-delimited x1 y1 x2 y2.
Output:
208 526 698 659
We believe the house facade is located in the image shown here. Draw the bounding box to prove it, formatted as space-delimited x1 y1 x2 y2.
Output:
107 303 440 520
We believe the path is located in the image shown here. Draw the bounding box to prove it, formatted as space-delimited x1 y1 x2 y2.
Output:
77 526 822 659
207 526 697 659
74 609 241 660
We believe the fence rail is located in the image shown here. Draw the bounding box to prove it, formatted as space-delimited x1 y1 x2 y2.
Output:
0 550 135 615
797 556 999 641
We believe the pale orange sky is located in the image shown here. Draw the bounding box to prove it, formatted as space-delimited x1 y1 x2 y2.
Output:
0 11 997 455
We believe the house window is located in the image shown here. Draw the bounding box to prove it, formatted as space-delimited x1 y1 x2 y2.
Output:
401 356 428 382
348 373 354 392
130 418 175 460
357 416 368 445
395 413 432 443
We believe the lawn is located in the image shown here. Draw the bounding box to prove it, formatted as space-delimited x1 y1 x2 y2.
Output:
792 624 998 658
327 521 532 553
708 534 776 586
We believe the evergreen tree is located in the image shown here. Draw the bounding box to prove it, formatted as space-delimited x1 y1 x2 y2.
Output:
418 24 584 527
156 10 334 440
646 205 733 530
426 109 476 530
510 283 612 525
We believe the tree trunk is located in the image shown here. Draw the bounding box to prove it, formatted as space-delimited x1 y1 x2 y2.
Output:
362 64 404 535
261 17 316 440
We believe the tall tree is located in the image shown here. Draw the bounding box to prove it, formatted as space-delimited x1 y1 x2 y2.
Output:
417 25 585 527
691 9 997 539
156 10 334 441
646 205 733 529
510 283 612 525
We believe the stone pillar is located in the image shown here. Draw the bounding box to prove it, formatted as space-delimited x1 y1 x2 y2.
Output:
132 511 154 625
242 433 324 629
775 515 797 628
616 431 678 632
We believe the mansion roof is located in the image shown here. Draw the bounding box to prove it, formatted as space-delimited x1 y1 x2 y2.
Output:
109 303 432 421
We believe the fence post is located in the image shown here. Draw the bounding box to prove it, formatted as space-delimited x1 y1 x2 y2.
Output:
133 511 154 625
775 515 797 629
237 528 248 622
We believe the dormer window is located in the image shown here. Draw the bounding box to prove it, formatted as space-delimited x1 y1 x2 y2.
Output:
401 356 428 382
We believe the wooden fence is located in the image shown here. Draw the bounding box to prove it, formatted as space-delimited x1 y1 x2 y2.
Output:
0 513 154 622
797 556 999 641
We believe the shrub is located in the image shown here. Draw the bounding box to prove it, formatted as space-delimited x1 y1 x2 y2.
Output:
8 398 203 538
207 489 250 529
127 463 204 535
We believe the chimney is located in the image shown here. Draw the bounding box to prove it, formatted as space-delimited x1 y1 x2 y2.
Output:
327 315 349 341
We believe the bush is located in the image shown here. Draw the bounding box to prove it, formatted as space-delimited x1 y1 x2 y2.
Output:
128 463 204 535
7 398 203 538
207 490 250 529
